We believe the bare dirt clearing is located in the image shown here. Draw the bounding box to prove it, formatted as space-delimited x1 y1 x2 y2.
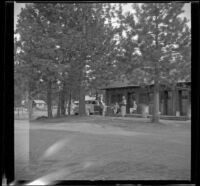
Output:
15 116 191 180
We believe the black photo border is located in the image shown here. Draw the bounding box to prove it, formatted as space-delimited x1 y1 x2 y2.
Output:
3 0 200 185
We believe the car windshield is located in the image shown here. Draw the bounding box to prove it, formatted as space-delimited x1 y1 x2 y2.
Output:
74 101 95 105
85 100 96 104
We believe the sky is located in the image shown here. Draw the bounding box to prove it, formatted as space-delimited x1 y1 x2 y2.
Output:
14 2 191 31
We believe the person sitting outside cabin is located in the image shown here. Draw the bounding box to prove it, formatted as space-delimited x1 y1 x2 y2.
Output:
133 100 137 113
100 98 107 116
121 96 127 117
113 102 120 115
130 100 137 114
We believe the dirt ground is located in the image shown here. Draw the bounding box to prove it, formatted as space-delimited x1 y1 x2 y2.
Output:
14 116 191 181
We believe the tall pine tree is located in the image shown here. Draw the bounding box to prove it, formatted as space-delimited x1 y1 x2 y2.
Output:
118 3 190 123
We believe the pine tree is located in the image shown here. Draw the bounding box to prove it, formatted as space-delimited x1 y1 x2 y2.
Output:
119 3 191 123
15 3 60 118
15 3 120 117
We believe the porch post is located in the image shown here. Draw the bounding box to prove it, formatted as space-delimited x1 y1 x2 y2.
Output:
105 90 109 106
126 91 130 114
163 91 168 115
136 90 140 114
172 87 177 116
172 86 181 116
178 90 182 116
187 90 191 119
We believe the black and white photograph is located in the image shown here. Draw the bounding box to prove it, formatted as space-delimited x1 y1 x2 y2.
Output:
13 1 192 184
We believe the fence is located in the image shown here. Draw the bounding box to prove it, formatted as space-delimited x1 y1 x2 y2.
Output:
14 107 48 120
14 107 29 120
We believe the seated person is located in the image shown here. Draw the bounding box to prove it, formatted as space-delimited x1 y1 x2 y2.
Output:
113 102 120 114
130 101 137 114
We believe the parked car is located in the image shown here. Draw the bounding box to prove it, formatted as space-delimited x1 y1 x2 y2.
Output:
73 100 102 115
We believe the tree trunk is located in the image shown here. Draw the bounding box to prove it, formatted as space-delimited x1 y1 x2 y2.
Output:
78 68 86 116
78 61 87 116
27 90 33 121
57 91 61 117
187 90 191 119
172 85 177 116
60 82 66 116
47 81 52 118
95 90 98 100
79 83 86 116
163 91 168 115
151 12 160 123
60 90 65 116
28 97 33 121
68 90 71 116
78 12 87 117
152 82 160 123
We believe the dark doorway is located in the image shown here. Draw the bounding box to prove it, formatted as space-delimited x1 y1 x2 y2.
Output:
127 92 136 114
178 90 182 116
111 94 122 105
164 91 168 115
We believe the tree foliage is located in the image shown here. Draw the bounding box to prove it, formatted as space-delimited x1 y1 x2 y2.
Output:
115 3 191 122
118 3 191 85
15 3 121 117
15 3 190 120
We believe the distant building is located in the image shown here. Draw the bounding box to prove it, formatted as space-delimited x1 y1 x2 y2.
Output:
101 81 191 117
21 99 47 110
32 100 47 110
85 95 96 101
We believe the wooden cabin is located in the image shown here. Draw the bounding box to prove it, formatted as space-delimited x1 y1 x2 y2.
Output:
101 81 191 117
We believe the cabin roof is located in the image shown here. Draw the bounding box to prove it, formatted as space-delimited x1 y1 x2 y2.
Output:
101 80 191 90
33 100 46 104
